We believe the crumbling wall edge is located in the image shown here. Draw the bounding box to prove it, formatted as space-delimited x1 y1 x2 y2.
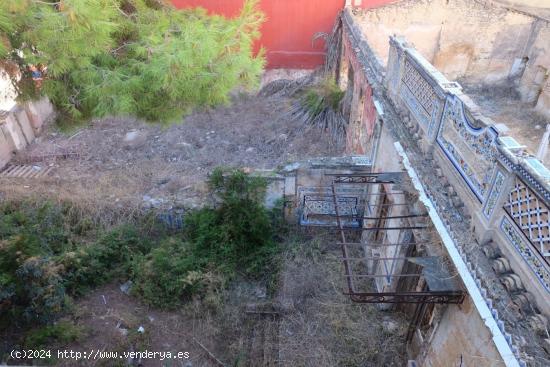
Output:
395 141 521 367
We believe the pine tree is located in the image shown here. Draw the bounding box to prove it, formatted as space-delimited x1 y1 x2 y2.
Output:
0 0 265 123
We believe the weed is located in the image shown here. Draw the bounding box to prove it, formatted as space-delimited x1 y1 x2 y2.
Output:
132 168 281 308
1 169 282 331
62 225 151 296
25 321 84 349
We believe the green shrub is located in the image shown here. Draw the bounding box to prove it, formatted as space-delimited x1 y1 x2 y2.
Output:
0 214 68 325
132 168 280 307
131 238 212 308
0 202 72 256
0 202 150 327
198 168 276 274
1 169 283 325
25 321 83 349
302 78 345 116
14 257 67 324
61 225 151 296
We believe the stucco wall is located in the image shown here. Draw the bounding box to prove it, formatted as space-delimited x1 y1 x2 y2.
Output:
354 0 550 117
0 71 17 112
171 0 348 69
421 298 505 367
355 0 538 83
357 0 550 86
518 23 550 118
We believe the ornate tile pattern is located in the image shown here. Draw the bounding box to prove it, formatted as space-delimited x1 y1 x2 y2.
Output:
402 59 437 114
498 152 550 203
504 178 550 259
501 216 550 292
483 170 505 219
301 195 360 227
399 58 443 137
437 97 499 201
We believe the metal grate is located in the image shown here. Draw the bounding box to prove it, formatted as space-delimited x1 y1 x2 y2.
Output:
298 172 464 306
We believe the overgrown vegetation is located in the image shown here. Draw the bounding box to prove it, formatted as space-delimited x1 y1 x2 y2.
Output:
24 321 84 349
0 0 265 124
287 78 347 144
0 169 281 332
132 168 278 308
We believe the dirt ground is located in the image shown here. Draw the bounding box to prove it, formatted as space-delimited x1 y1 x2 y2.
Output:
23 231 407 367
0 93 341 210
460 83 549 164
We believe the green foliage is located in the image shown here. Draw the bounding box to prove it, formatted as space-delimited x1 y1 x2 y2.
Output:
0 170 281 327
132 168 279 308
0 202 148 327
15 257 67 324
61 225 151 295
0 201 76 324
302 78 345 116
289 77 347 143
131 238 225 309
24 321 83 349
0 0 265 124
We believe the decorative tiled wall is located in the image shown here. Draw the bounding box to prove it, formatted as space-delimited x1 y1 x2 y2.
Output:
504 178 550 260
501 216 550 292
301 194 360 227
298 186 365 227
399 58 443 137
437 96 499 202
387 37 500 203
483 169 505 218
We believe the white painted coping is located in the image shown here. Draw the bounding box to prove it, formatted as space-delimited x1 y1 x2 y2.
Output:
394 141 521 367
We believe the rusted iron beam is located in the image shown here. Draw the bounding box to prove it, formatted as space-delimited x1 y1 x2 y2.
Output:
313 213 428 220
341 256 418 261
332 184 355 293
337 242 424 247
346 291 465 304
334 226 429 231
343 274 421 278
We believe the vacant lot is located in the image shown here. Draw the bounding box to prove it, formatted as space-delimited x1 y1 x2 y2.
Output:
1 93 341 210
2 232 407 367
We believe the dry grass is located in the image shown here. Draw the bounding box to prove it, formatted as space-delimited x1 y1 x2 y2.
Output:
277 231 408 367
1 94 342 211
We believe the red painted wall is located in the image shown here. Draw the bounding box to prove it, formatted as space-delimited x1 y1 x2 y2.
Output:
357 0 398 9
171 0 345 69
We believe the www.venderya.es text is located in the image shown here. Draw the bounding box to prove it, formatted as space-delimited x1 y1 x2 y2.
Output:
11 349 190 361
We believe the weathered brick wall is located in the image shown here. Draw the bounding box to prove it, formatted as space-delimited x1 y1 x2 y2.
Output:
341 33 379 157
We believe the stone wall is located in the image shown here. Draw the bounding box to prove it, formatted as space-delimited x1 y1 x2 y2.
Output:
386 36 550 319
339 6 550 364
353 0 550 118
0 98 55 169
0 71 17 112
